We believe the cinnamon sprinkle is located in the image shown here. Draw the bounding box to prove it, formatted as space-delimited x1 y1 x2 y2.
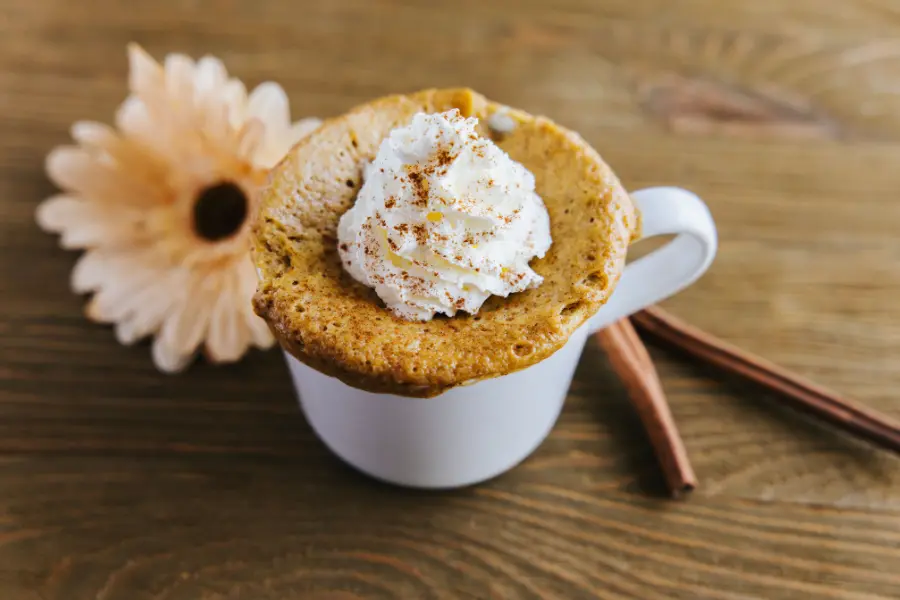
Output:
406 168 429 207
435 148 455 167
412 224 427 244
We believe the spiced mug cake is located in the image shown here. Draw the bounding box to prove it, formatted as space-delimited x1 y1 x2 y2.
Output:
251 88 639 397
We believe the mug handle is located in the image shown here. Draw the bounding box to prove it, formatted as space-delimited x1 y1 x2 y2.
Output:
587 186 718 333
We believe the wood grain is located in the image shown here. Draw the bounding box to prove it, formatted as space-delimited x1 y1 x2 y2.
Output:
2 0 900 598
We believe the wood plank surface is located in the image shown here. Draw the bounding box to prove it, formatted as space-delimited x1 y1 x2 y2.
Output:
1 0 899 598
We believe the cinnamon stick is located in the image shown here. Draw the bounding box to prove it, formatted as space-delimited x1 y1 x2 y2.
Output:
596 320 697 497
631 306 900 454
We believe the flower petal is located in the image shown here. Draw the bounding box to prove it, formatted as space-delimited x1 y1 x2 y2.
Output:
36 195 144 249
85 255 164 324
125 49 202 160
247 82 290 135
205 270 250 362
237 118 265 162
223 79 248 130
163 53 197 111
245 310 275 349
45 147 100 193
245 83 311 168
201 100 234 149
152 336 195 373
115 96 153 141
194 55 229 127
195 56 226 98
45 146 164 206
72 249 120 293
127 43 164 96
35 194 76 233
116 95 207 180
153 269 216 372
236 258 275 348
71 245 183 343
72 118 171 191
71 121 117 151
115 264 189 345
253 116 322 169
290 117 322 141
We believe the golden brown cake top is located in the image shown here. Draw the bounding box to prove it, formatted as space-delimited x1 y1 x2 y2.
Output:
251 88 638 397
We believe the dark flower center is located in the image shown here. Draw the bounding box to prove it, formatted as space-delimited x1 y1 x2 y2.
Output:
193 182 248 241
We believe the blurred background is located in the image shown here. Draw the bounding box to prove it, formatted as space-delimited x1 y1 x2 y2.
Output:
8 0 900 364
2 1 900 599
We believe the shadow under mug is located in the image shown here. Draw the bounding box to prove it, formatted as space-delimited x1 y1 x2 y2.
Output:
284 187 718 489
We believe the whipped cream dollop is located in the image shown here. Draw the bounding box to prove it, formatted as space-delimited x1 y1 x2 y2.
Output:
337 109 552 321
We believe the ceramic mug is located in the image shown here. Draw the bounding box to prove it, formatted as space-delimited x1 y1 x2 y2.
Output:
284 187 717 489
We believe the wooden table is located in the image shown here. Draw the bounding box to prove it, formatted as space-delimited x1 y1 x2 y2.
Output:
2 1 900 598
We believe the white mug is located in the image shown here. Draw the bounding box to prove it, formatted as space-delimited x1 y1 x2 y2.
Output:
284 187 717 488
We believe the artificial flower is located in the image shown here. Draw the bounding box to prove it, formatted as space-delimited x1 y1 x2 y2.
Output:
36 43 320 372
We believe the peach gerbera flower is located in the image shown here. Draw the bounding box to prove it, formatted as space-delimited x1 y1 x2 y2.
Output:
36 43 320 372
